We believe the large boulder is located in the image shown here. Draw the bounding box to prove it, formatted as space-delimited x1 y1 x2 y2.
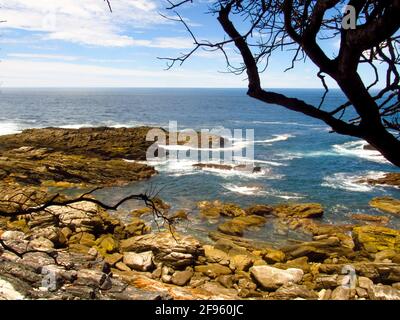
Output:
120 232 203 269
352 225 400 253
369 197 400 215
273 203 324 219
48 201 106 233
250 265 304 290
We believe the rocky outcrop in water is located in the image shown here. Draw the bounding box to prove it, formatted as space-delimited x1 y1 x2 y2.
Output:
0 127 161 188
359 173 400 188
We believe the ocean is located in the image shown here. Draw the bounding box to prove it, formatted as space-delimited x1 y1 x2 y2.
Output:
1 88 399 243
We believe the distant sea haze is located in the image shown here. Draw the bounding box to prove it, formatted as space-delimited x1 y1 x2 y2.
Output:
1 88 399 238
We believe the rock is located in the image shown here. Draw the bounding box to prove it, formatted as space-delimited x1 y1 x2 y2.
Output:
75 269 108 289
218 221 245 237
370 284 400 300
275 257 311 273
315 274 339 289
282 237 354 262
29 226 66 248
0 230 25 241
273 203 324 219
115 262 131 272
217 275 234 288
50 202 106 234
197 201 246 219
195 264 232 278
375 249 396 262
218 215 267 237
69 232 96 247
360 173 400 188
124 218 151 237
318 289 332 300
28 237 54 251
123 251 154 272
95 234 119 256
358 276 374 291
270 284 318 300
351 213 390 225
245 205 274 216
392 283 400 290
171 270 193 286
0 127 161 187
250 265 304 290
0 278 25 300
331 286 351 300
229 254 253 272
104 253 123 266
356 287 368 299
130 207 152 218
203 245 230 264
263 249 286 264
352 225 400 253
369 197 400 215
120 232 203 268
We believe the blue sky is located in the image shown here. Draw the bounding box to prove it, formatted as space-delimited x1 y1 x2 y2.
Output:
0 0 380 88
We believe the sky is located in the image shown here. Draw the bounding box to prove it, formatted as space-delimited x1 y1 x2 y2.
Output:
0 0 382 88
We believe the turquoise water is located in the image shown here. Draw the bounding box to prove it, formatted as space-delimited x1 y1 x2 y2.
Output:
1 88 399 241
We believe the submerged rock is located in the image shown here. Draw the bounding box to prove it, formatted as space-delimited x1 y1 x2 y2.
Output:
218 215 267 237
351 213 390 225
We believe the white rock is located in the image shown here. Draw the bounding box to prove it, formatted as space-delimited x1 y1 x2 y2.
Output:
0 230 25 241
250 266 303 290
123 251 154 272
0 279 24 300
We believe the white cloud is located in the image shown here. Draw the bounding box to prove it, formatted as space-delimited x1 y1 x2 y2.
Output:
148 37 193 49
0 0 171 47
7 53 81 61
0 59 246 87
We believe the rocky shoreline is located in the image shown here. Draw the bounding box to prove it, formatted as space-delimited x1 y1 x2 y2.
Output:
0 127 400 300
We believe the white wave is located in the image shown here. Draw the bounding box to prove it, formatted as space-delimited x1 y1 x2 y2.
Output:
333 140 389 164
233 156 285 167
59 123 95 129
158 140 249 152
250 121 325 128
0 122 21 135
264 188 304 200
255 134 294 144
222 183 302 199
222 184 266 196
321 171 389 192
59 121 151 129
